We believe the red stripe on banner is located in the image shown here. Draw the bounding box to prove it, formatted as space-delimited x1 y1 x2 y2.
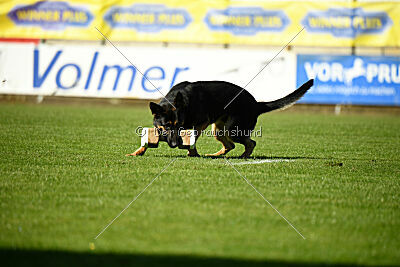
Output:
0 38 40 44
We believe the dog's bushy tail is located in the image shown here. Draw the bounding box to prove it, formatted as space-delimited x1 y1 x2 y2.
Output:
257 79 314 114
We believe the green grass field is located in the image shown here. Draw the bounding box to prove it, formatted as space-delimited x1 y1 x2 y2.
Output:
0 103 399 266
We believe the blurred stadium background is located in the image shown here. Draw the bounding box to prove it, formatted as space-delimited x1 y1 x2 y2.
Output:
1 1 400 267
0 0 399 107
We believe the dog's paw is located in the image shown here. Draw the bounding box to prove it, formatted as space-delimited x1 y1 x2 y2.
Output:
187 151 200 157
126 147 147 156
205 147 230 157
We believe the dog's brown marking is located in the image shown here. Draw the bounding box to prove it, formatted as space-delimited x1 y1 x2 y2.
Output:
205 118 235 157
147 128 160 145
126 146 147 157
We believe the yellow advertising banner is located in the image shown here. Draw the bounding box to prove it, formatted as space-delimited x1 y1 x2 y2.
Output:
0 0 399 47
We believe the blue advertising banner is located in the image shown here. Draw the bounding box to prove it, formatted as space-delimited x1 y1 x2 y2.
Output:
297 54 400 106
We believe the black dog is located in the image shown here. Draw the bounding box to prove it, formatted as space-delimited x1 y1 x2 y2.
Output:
127 79 314 158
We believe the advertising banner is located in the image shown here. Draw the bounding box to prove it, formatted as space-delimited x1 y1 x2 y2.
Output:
0 0 100 40
0 43 297 101
297 54 400 106
0 1 399 47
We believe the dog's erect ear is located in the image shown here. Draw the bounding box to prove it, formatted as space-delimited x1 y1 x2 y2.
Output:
174 92 184 108
149 102 164 115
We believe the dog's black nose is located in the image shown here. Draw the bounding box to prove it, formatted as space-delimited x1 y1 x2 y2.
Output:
168 136 182 148
168 142 178 148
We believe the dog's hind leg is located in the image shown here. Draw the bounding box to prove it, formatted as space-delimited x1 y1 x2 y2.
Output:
227 116 257 158
205 123 235 157
205 135 235 156
238 138 256 158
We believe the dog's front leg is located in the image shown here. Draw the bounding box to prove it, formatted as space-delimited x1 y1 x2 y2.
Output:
187 125 207 157
126 146 147 156
187 147 199 157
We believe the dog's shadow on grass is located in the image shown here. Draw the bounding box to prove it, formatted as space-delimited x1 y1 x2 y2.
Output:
0 249 369 267
213 155 325 160
150 154 329 161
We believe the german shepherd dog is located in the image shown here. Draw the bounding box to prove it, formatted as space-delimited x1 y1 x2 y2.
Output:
127 79 314 158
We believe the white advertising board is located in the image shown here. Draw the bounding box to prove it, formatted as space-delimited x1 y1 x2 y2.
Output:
0 43 297 102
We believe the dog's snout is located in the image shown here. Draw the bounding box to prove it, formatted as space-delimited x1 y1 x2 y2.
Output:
166 129 182 148
168 141 178 148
